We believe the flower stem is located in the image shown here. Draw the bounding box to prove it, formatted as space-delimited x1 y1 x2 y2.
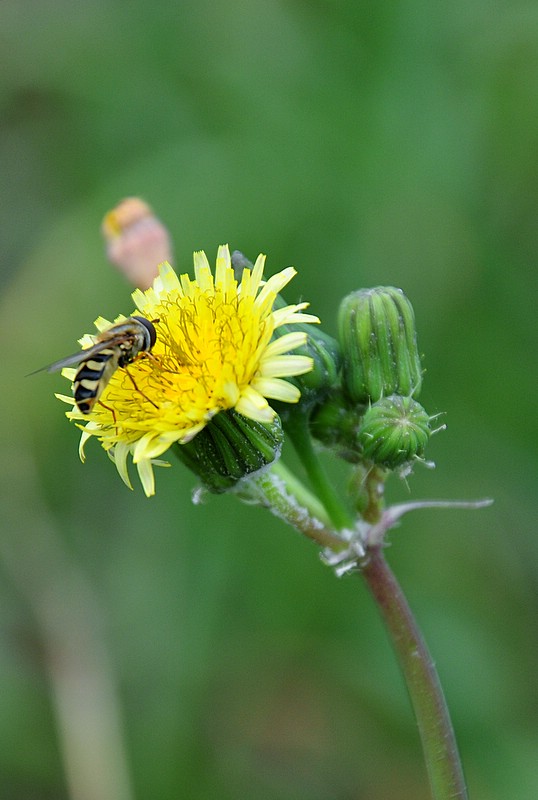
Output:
244 467 347 551
361 547 468 800
286 414 354 531
271 461 333 529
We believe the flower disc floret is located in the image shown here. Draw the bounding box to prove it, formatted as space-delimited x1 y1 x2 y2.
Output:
58 245 318 495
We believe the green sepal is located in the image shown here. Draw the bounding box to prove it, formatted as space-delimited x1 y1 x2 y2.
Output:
174 409 283 493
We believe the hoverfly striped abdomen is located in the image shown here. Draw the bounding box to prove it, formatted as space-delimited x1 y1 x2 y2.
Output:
73 349 117 414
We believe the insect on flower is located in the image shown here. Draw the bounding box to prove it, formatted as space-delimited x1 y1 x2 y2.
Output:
34 316 158 414
52 247 320 496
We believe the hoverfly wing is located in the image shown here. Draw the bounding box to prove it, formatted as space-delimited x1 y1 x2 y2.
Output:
27 335 134 376
26 349 94 376
28 320 156 414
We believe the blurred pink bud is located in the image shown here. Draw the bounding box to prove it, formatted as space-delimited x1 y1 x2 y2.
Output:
101 198 173 290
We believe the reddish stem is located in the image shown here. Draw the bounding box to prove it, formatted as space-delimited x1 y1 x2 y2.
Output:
362 547 468 800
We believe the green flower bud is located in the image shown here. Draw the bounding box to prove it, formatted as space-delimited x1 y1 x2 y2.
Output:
285 323 342 411
269 312 341 424
338 287 423 403
174 409 283 493
357 395 432 469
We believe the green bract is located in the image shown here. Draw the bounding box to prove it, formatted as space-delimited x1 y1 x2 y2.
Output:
173 409 284 493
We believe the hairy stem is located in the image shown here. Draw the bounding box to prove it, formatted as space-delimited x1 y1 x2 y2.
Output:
245 466 347 551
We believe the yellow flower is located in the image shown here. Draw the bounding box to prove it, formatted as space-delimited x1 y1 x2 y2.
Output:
58 245 318 496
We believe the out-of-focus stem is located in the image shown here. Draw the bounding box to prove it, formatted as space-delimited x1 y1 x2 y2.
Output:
0 448 134 800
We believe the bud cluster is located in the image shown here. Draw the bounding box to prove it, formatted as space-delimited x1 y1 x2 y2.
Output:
308 285 438 472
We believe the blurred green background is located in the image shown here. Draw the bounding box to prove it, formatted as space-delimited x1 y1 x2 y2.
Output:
1 2 537 798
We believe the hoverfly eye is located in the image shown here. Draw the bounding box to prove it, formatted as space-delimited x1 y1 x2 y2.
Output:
132 316 157 349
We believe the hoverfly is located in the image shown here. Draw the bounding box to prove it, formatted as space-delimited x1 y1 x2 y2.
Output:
35 316 157 414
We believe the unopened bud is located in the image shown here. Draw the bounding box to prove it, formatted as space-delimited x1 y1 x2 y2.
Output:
283 325 341 415
338 287 422 403
174 409 283 493
101 198 173 290
357 395 432 469
274 305 341 417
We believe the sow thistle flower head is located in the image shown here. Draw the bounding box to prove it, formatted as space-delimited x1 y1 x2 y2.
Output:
58 245 318 496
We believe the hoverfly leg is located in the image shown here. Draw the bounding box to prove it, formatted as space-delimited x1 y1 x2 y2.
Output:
124 366 159 408
98 400 119 435
145 351 161 366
